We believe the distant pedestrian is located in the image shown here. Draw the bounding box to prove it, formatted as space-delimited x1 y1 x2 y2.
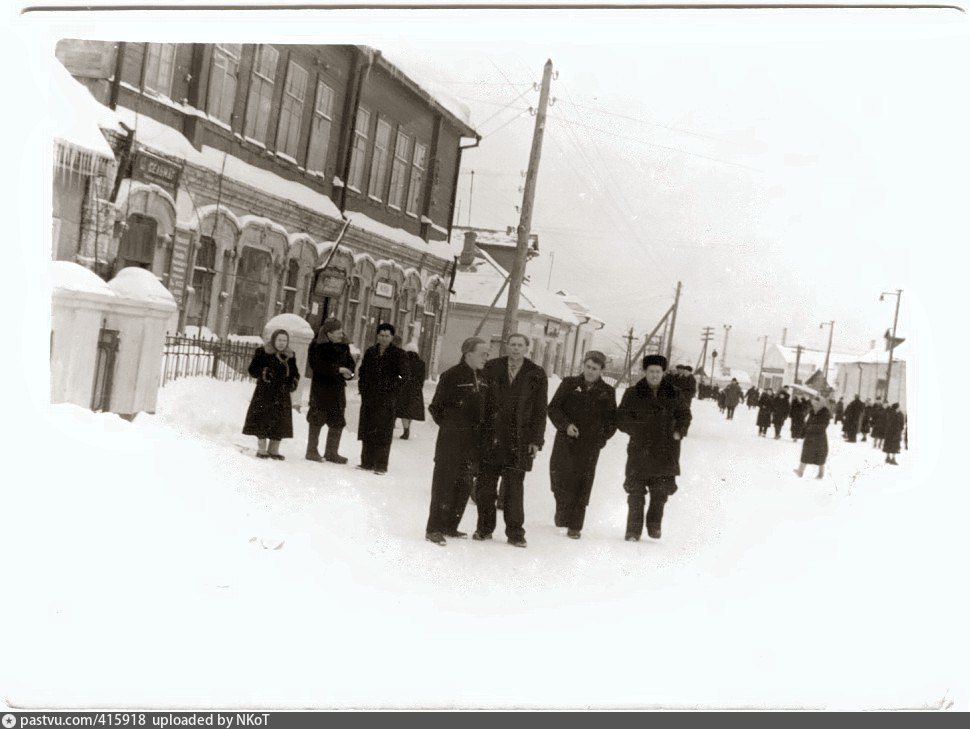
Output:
745 386 760 410
870 400 887 449
548 351 618 539
305 318 356 464
789 394 808 440
475 333 548 548
717 388 726 413
243 329 300 460
843 394 864 443
756 388 774 437
794 395 831 479
883 403 905 465
772 387 791 439
397 341 426 440
723 378 743 420
617 354 692 541
357 323 408 475
834 397 845 424
665 363 698 413
424 337 493 546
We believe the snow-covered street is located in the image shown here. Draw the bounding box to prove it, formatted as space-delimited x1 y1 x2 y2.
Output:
4 377 962 709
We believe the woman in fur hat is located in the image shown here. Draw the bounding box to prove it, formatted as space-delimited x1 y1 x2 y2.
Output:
243 329 300 459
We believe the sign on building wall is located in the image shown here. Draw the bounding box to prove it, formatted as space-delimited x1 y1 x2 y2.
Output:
131 150 183 198
375 281 394 299
545 320 561 337
169 235 190 305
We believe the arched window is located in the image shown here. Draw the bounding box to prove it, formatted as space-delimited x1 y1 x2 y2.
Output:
283 259 300 312
346 276 362 343
186 236 216 328
117 213 157 272
229 247 273 335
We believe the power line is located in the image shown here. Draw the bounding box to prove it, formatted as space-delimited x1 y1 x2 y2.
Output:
558 96 724 143
473 87 534 131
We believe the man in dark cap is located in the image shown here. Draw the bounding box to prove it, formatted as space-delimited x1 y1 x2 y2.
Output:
665 362 698 415
305 317 356 463
617 354 692 541
357 322 408 475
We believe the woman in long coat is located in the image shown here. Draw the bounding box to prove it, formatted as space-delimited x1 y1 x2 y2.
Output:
869 401 887 450
547 351 618 538
305 318 356 463
794 395 831 479
789 395 808 440
883 403 905 465
396 342 426 440
756 389 774 437
771 389 791 439
243 329 300 460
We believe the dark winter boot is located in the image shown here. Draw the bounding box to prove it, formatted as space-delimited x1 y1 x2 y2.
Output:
324 428 348 464
306 423 324 461
626 494 645 541
401 428 410 440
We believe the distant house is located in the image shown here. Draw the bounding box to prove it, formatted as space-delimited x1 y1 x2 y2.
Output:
758 344 860 392
833 344 908 409
436 227 604 377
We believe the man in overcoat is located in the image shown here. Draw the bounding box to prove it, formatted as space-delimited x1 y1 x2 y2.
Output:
475 333 548 547
756 388 774 437
842 394 865 443
547 350 618 538
665 363 698 413
305 318 356 463
771 387 791 439
425 337 493 546
617 354 692 541
723 378 743 420
357 322 408 475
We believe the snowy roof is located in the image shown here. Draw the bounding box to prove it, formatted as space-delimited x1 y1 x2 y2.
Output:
452 249 579 325
52 61 119 158
344 211 452 264
50 261 114 297
839 344 910 365
368 48 477 135
773 344 859 367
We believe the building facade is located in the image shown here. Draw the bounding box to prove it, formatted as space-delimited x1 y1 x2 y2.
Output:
833 346 908 410
758 343 859 392
53 41 479 374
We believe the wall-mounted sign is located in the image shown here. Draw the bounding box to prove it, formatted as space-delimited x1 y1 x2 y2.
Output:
315 272 346 298
375 281 395 299
131 150 183 198
545 320 561 337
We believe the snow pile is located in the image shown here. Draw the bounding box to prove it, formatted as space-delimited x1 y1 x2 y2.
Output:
263 313 314 340
228 333 265 346
108 267 177 307
182 325 219 341
50 260 114 297
4 378 962 708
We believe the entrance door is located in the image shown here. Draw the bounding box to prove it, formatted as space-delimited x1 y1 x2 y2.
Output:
365 306 393 346
117 213 157 272
229 246 272 336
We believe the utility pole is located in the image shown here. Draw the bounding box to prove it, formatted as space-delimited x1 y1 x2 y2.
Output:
622 326 637 383
711 349 718 388
757 335 769 389
546 250 555 290
793 344 803 385
820 320 835 387
782 327 788 347
721 324 732 374
665 281 682 364
881 289 903 402
698 326 714 373
467 169 475 226
501 59 554 351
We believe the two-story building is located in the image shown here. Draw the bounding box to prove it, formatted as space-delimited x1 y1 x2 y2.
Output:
53 41 479 374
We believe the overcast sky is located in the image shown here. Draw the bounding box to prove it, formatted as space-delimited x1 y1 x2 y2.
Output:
370 8 969 372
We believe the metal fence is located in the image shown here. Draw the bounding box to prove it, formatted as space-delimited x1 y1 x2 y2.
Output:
161 334 258 385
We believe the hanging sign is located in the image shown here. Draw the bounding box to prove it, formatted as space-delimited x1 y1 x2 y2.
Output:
131 150 183 198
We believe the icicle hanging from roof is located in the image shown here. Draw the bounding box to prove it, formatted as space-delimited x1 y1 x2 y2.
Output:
54 137 113 179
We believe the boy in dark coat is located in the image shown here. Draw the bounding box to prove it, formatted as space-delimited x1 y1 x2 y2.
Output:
305 318 356 463
794 395 831 479
475 333 548 548
397 342 427 440
425 337 494 546
772 388 791 439
357 323 408 475
547 350 618 538
243 329 300 460
756 388 774 437
617 354 692 541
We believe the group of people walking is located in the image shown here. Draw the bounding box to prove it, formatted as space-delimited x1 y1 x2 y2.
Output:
833 395 906 465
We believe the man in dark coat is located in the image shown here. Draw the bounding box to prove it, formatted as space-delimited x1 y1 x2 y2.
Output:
305 318 356 464
756 388 774 436
665 363 698 413
357 322 408 475
834 397 845 424
617 354 692 540
425 337 493 546
397 342 427 440
842 394 864 443
882 403 905 464
860 398 874 442
475 333 548 547
771 387 791 439
547 350 618 538
745 386 760 410
723 378 743 420
870 400 887 449
789 395 808 440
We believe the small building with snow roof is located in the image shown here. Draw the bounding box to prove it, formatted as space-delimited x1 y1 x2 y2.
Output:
833 343 908 410
758 343 861 392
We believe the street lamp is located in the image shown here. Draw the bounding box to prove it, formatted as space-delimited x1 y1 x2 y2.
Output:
819 320 835 391
710 349 718 388
880 289 903 403
721 324 732 373
757 335 769 389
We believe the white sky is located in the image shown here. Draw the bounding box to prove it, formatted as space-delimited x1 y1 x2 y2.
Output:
10 3 970 375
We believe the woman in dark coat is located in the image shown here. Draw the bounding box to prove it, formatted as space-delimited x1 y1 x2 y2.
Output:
870 401 887 450
771 389 791 439
756 389 774 437
882 403 905 464
617 354 692 541
794 395 831 479
305 318 356 464
547 351 618 538
243 329 300 460
357 323 408 475
396 342 426 440
789 395 808 440
745 386 760 410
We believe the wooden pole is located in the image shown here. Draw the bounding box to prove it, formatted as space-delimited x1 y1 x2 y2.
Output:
665 281 682 363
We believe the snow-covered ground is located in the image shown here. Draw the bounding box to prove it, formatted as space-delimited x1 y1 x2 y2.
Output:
4 378 965 709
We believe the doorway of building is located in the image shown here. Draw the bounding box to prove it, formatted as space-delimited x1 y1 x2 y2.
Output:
229 246 272 336
116 213 157 273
